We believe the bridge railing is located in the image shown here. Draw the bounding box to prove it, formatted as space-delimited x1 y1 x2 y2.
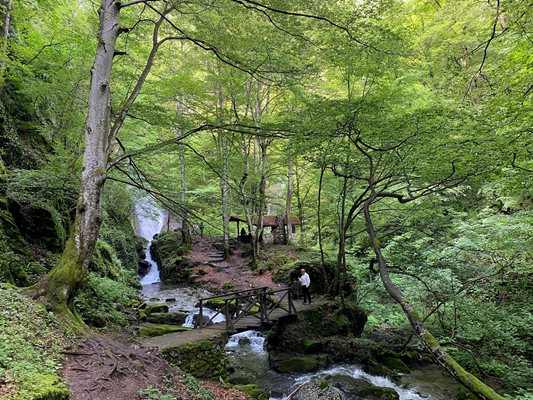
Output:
194 287 296 331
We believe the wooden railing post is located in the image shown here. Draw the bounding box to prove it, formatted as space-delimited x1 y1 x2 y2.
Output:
288 288 296 314
225 299 233 332
196 300 204 328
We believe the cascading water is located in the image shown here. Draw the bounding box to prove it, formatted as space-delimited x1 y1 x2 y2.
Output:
224 330 442 400
135 197 165 285
182 308 226 328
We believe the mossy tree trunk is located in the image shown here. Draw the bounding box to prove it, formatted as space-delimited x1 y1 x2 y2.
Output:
363 194 506 400
32 0 173 324
33 0 120 323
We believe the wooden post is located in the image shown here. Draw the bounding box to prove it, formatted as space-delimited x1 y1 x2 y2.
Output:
196 300 204 328
288 288 296 314
225 299 233 332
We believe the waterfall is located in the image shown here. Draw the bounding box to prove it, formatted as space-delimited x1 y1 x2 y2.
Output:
225 330 265 352
182 308 226 328
136 197 165 285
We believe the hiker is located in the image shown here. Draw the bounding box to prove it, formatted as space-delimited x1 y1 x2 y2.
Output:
199 222 204 237
299 268 311 304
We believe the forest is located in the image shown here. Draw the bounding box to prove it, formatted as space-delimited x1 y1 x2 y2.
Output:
0 0 531 399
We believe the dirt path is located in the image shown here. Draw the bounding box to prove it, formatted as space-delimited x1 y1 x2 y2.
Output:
189 236 282 292
62 335 249 400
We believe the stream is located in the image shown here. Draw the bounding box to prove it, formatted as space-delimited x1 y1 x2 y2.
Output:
135 201 460 400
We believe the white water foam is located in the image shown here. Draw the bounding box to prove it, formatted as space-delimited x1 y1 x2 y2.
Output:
225 330 265 352
182 307 226 328
136 197 165 285
290 365 428 400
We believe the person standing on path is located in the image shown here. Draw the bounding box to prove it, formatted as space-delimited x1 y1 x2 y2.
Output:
299 268 311 304
199 222 204 237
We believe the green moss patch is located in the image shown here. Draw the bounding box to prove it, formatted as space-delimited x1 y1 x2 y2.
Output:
0 285 73 400
139 324 191 337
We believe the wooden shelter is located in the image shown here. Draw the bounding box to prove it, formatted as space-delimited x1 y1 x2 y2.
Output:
229 214 301 244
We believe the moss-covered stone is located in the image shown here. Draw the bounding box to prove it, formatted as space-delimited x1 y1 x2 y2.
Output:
326 375 371 396
25 373 70 400
234 384 268 399
269 351 327 373
357 386 400 400
139 324 191 337
162 339 227 379
146 312 186 325
150 231 192 284
140 302 169 315
302 339 322 353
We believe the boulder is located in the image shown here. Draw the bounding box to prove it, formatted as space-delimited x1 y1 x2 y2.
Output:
140 302 169 315
146 312 187 325
291 379 342 400
269 351 327 373
357 386 400 400
138 324 191 337
162 339 227 379
326 375 371 397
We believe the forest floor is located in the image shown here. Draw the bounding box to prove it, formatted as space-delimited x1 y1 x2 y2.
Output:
188 236 281 292
61 334 249 400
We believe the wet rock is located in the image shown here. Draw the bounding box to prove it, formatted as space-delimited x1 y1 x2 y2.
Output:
138 259 151 276
238 337 251 346
269 351 327 373
357 386 399 400
291 379 342 400
140 302 169 315
192 314 214 327
146 312 187 325
326 375 371 396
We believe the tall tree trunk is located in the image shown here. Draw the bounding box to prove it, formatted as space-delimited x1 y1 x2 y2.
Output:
363 195 505 400
294 159 305 235
32 0 121 323
335 176 348 298
0 0 12 70
317 166 329 292
285 156 293 244
177 97 191 244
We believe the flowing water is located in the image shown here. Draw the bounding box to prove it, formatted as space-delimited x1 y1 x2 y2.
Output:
135 198 225 326
225 330 460 400
136 197 165 285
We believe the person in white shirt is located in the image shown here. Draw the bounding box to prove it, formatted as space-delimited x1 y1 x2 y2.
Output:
298 268 311 304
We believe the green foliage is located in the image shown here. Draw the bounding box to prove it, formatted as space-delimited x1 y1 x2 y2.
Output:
138 386 175 400
75 272 137 327
0 284 73 400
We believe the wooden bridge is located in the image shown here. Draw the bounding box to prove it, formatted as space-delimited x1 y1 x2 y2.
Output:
142 287 305 350
194 286 297 331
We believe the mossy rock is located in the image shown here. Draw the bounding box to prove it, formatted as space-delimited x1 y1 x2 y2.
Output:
381 356 410 373
150 230 192 284
291 379 342 400
146 312 186 325
234 384 268 399
24 373 70 400
302 338 322 353
269 351 327 373
357 386 400 400
162 339 227 379
141 302 169 315
139 324 191 337
326 375 371 395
